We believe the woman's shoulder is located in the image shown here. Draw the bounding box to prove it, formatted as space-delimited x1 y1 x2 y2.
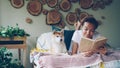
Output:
74 30 82 34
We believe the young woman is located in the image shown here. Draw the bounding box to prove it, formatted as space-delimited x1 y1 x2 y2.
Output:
71 17 106 56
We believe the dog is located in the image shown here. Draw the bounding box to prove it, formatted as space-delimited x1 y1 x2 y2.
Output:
36 30 67 54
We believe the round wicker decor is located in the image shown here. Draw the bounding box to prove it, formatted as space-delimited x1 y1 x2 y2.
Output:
10 0 24 8
27 0 42 16
46 10 62 25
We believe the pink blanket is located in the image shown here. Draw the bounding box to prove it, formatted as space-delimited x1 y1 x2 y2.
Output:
38 54 102 68
31 49 120 68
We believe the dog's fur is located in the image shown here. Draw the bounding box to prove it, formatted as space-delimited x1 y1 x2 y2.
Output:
37 30 67 54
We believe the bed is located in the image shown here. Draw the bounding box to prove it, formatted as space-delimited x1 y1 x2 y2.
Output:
30 48 120 68
30 30 120 68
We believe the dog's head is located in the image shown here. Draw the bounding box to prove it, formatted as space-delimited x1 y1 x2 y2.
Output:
52 30 64 43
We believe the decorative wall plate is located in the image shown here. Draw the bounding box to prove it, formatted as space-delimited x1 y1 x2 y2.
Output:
80 0 93 9
79 12 89 21
92 2 99 11
92 1 105 11
46 10 62 25
10 0 24 8
27 0 42 16
46 0 58 8
66 12 78 25
59 0 71 12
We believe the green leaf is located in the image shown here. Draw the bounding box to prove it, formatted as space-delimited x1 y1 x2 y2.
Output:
0 24 30 38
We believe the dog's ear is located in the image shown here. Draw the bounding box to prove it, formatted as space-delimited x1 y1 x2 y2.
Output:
53 30 57 34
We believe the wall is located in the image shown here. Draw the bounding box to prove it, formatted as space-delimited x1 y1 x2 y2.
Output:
0 0 120 68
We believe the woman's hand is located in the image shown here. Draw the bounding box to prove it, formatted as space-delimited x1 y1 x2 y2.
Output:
81 50 95 57
81 45 107 57
74 21 82 30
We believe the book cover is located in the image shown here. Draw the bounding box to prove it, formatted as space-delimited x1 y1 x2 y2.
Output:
79 36 107 52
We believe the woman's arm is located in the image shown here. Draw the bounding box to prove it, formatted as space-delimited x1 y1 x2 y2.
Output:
74 21 82 30
71 42 79 55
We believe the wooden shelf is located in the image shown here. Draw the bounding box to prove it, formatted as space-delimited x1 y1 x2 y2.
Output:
0 44 26 49
0 36 27 68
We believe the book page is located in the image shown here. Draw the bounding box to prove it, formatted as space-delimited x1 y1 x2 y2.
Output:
93 37 107 50
79 37 107 52
79 37 94 52
95 36 106 41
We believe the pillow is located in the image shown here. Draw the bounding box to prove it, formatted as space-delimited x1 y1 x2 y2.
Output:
64 30 75 50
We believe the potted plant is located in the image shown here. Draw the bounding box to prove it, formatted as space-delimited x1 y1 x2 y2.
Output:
0 24 30 38
0 24 30 44
0 47 24 68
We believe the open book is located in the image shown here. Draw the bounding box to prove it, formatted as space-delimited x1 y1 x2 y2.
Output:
79 36 107 52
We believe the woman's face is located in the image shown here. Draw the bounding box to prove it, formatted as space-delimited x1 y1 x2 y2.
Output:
82 22 95 39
